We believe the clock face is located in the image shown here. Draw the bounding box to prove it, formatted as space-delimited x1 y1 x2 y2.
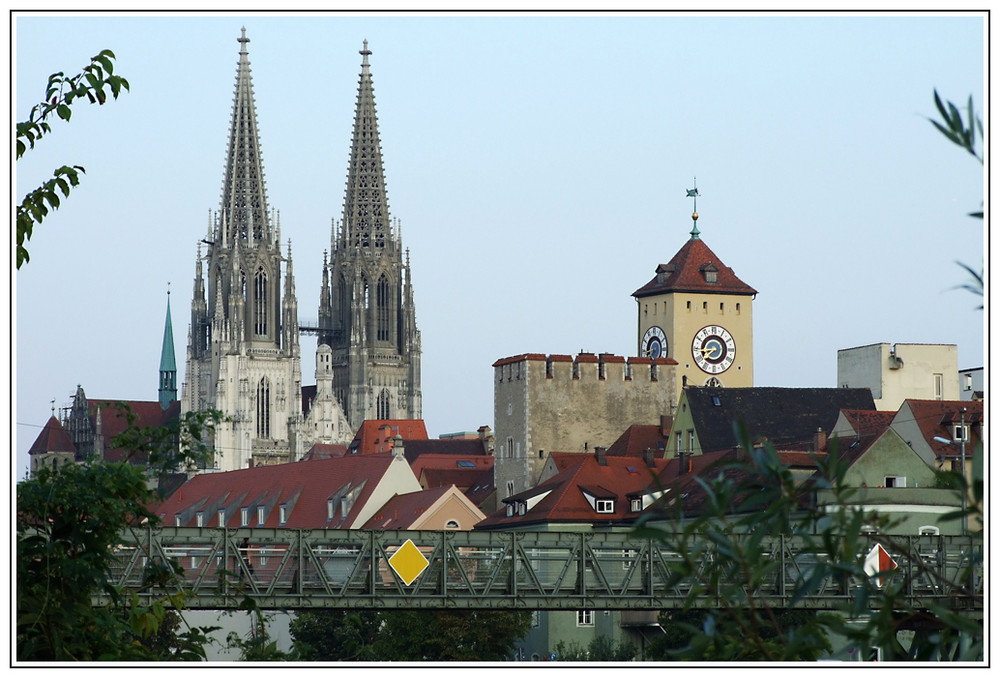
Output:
692 325 736 374
642 326 667 359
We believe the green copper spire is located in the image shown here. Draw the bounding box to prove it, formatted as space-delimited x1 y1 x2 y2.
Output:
159 285 177 409
686 179 701 239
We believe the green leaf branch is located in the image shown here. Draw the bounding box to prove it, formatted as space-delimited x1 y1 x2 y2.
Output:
15 49 129 269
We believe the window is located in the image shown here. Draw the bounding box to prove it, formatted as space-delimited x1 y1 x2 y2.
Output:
257 377 271 439
175 513 182 527
253 267 267 336
964 373 973 391
918 525 940 536
327 499 335 521
953 424 970 442
376 275 391 342
279 504 287 525
506 481 515 498
884 476 906 488
241 507 249 527
596 499 615 514
517 502 527 516
506 503 514 518
934 373 944 400
577 611 594 627
195 512 204 528
630 498 643 512
445 519 460 529
687 430 695 454
257 506 266 526
377 389 391 420
217 510 226 528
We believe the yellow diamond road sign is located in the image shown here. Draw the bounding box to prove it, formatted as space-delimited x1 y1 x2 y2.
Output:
388 539 430 586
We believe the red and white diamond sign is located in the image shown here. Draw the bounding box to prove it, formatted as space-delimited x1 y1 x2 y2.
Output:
863 543 898 588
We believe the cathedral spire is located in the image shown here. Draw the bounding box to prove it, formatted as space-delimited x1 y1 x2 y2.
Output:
159 285 177 410
340 40 393 251
220 27 271 245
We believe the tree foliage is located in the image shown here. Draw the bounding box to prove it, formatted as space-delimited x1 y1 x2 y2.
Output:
633 424 983 662
16 49 129 269
290 609 534 661
929 89 984 307
554 635 637 662
16 408 223 661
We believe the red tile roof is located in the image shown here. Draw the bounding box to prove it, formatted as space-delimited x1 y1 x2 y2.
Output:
838 409 895 438
361 486 453 530
347 420 429 455
154 453 408 529
28 416 77 456
477 453 669 529
400 437 490 464
606 423 670 458
899 399 984 459
301 443 349 460
88 399 181 463
632 236 757 298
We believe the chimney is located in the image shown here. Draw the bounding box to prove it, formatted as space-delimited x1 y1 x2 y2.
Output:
677 451 687 476
392 434 405 460
595 446 607 466
642 448 657 468
813 428 827 452
660 415 672 437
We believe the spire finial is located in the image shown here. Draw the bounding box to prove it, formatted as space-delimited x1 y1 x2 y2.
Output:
686 179 701 239
239 27 250 53
360 39 371 70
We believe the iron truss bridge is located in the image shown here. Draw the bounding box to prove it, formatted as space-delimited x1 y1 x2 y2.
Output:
103 528 983 612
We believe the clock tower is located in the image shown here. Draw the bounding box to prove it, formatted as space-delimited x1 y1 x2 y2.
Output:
633 188 756 402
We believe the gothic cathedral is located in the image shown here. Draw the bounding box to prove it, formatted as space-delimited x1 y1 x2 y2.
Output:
317 41 422 429
182 31 418 471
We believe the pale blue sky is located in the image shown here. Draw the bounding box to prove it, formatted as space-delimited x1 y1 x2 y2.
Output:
13 11 986 477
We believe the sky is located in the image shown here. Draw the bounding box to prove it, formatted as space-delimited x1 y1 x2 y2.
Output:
12 10 986 479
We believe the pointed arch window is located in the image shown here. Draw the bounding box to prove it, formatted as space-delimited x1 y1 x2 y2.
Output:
257 377 271 439
376 275 391 342
254 267 268 336
377 388 391 420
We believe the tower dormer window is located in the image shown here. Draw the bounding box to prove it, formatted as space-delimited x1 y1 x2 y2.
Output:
700 262 719 284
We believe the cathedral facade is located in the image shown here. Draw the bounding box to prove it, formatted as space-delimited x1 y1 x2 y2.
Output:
182 31 418 471
317 41 422 430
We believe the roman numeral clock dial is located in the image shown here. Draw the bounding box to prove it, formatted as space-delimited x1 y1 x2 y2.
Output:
642 326 667 359
692 325 735 374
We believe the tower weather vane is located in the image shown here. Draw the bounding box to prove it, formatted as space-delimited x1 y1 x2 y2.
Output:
686 179 701 239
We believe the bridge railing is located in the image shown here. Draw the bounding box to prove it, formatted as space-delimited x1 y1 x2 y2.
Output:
103 528 983 611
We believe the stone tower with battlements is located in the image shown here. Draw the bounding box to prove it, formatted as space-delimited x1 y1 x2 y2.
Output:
317 41 422 430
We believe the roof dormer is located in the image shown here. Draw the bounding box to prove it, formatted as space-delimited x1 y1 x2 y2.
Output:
655 263 674 285
700 262 719 284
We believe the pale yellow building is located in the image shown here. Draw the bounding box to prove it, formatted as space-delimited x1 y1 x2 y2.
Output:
837 342 959 411
632 212 757 405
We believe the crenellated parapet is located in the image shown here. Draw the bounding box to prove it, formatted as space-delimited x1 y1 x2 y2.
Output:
493 352 677 384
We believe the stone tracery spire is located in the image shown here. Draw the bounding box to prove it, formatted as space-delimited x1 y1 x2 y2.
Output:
220 26 271 245
338 39 393 252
